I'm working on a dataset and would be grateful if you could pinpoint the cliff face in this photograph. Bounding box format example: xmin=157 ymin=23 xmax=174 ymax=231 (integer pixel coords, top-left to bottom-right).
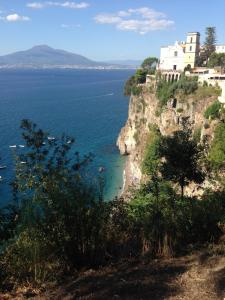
xmin=117 ymin=83 xmax=219 ymax=195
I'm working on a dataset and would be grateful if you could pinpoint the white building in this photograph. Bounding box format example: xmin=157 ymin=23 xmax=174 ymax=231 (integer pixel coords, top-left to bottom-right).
xmin=159 ymin=41 xmax=186 ymax=71
xmin=158 ymin=32 xmax=200 ymax=72
xmin=216 ymin=45 xmax=225 ymax=54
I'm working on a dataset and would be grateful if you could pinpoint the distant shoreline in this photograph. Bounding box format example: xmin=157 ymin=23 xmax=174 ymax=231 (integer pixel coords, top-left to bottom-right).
xmin=0 ymin=65 xmax=137 ymax=71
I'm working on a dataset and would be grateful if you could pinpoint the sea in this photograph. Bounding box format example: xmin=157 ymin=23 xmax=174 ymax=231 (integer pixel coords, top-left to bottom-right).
xmin=0 ymin=69 xmax=133 ymax=205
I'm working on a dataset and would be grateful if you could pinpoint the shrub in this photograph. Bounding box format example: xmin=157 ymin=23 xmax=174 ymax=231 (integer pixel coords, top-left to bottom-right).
xmin=193 ymin=127 xmax=202 ymax=143
xmin=204 ymin=101 xmax=222 ymax=120
xmin=208 ymin=122 xmax=225 ymax=170
xmin=124 ymin=69 xmax=147 ymax=96
xmin=156 ymin=76 xmax=198 ymax=108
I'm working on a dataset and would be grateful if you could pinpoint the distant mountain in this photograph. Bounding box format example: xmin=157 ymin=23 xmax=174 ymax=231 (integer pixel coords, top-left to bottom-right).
xmin=105 ymin=60 xmax=142 ymax=67
xmin=0 ymin=45 xmax=109 ymax=68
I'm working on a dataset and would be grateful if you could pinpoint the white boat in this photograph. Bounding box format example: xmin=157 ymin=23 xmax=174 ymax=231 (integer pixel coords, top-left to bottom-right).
xmin=67 ymin=140 xmax=72 ymax=144
xmin=19 ymin=145 xmax=25 ymax=148
xmin=9 ymin=145 xmax=17 ymax=148
xmin=20 ymin=161 xmax=27 ymax=164
xmin=0 ymin=165 xmax=7 ymax=170
xmin=48 ymin=136 xmax=55 ymax=141
xmin=0 ymin=176 xmax=3 ymax=182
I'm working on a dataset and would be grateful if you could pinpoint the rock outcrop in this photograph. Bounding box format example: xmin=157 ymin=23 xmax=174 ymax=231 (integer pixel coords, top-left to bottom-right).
xmin=117 ymin=82 xmax=219 ymax=196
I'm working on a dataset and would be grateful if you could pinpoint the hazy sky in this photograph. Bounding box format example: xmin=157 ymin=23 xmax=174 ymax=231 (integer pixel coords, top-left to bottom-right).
xmin=0 ymin=0 xmax=225 ymax=60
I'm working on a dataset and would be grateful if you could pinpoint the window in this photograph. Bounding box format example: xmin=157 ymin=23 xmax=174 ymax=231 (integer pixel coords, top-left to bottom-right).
xmin=173 ymin=65 xmax=177 ymax=70
xmin=174 ymin=51 xmax=178 ymax=57
xmin=190 ymin=46 xmax=192 ymax=51
xmin=190 ymin=37 xmax=193 ymax=43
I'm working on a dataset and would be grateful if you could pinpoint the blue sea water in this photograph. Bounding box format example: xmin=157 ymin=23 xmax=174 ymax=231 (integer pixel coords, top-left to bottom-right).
xmin=0 ymin=69 xmax=133 ymax=205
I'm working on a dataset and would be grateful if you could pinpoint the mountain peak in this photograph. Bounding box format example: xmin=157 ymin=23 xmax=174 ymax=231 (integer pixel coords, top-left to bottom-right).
xmin=0 ymin=45 xmax=101 ymax=67
xmin=30 ymin=45 xmax=54 ymax=51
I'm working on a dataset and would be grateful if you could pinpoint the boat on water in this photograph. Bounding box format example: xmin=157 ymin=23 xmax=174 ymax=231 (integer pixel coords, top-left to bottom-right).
xmin=0 ymin=176 xmax=3 ymax=182
xmin=48 ymin=136 xmax=55 ymax=141
xmin=98 ymin=166 xmax=105 ymax=173
xmin=19 ymin=145 xmax=25 ymax=148
xmin=9 ymin=145 xmax=17 ymax=148
xmin=0 ymin=165 xmax=7 ymax=170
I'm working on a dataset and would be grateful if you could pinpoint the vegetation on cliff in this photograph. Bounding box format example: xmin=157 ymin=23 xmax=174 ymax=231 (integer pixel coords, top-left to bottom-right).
xmin=124 ymin=56 xmax=158 ymax=96
xmin=0 ymin=115 xmax=225 ymax=293
xmin=1 ymin=60 xmax=225 ymax=297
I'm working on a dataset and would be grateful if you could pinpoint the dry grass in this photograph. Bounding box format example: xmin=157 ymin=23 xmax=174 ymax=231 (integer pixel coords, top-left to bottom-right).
xmin=2 ymin=249 xmax=225 ymax=300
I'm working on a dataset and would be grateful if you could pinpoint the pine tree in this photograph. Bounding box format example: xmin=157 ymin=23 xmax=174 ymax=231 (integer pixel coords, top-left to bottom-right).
xmin=204 ymin=27 xmax=216 ymax=60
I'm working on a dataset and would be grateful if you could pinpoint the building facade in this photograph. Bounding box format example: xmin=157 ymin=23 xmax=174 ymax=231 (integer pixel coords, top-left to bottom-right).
xmin=158 ymin=41 xmax=186 ymax=71
xmin=184 ymin=32 xmax=200 ymax=68
xmin=159 ymin=32 xmax=200 ymax=72
xmin=216 ymin=45 xmax=225 ymax=54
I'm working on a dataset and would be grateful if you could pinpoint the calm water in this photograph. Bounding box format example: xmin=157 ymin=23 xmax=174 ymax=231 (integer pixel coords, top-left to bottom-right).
xmin=0 ymin=69 xmax=133 ymax=204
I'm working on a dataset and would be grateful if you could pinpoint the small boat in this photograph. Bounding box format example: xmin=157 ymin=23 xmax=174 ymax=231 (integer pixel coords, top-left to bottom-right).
xmin=67 ymin=140 xmax=72 ymax=144
xmin=19 ymin=145 xmax=25 ymax=148
xmin=98 ymin=166 xmax=105 ymax=173
xmin=0 ymin=165 xmax=7 ymax=170
xmin=0 ymin=176 xmax=3 ymax=182
xmin=20 ymin=161 xmax=27 ymax=164
xmin=9 ymin=145 xmax=17 ymax=148
xmin=48 ymin=136 xmax=55 ymax=141
xmin=42 ymin=142 xmax=46 ymax=145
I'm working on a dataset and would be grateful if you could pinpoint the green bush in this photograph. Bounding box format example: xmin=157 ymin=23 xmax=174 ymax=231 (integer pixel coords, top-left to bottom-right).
xmin=156 ymin=76 xmax=198 ymax=108
xmin=124 ymin=69 xmax=147 ymax=96
xmin=1 ymin=119 xmax=225 ymax=291
xmin=193 ymin=127 xmax=202 ymax=143
xmin=204 ymin=101 xmax=222 ymax=120
xmin=208 ymin=122 xmax=225 ymax=170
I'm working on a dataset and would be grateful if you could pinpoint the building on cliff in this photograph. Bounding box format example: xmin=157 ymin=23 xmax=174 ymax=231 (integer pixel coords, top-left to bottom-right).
xmin=158 ymin=32 xmax=200 ymax=72
xmin=158 ymin=32 xmax=225 ymax=74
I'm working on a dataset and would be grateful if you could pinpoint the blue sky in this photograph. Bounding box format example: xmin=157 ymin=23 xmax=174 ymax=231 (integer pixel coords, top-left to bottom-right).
xmin=0 ymin=0 xmax=225 ymax=60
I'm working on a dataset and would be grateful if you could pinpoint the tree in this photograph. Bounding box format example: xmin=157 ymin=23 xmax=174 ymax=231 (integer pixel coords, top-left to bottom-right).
xmin=2 ymin=119 xmax=111 ymax=284
xmin=208 ymin=52 xmax=225 ymax=68
xmin=142 ymin=126 xmax=162 ymax=202
xmin=204 ymin=27 xmax=216 ymax=61
xmin=160 ymin=122 xmax=205 ymax=199
xmin=208 ymin=122 xmax=225 ymax=171
xmin=135 ymin=69 xmax=148 ymax=83
xmin=141 ymin=57 xmax=158 ymax=72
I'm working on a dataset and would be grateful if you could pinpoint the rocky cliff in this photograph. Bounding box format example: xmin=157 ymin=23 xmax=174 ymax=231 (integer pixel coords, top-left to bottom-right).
xmin=117 ymin=81 xmax=220 ymax=196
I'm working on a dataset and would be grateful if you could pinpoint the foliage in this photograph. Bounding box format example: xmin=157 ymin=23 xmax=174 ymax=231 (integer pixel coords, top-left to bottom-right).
xmin=124 ymin=69 xmax=147 ymax=96
xmin=160 ymin=123 xmax=205 ymax=198
xmin=124 ymin=75 xmax=136 ymax=96
xmin=193 ymin=84 xmax=221 ymax=102
xmin=0 ymin=120 xmax=111 ymax=286
xmin=141 ymin=57 xmax=158 ymax=71
xmin=208 ymin=122 xmax=225 ymax=171
xmin=129 ymin=182 xmax=225 ymax=257
xmin=204 ymin=101 xmax=222 ymax=120
xmin=197 ymin=27 xmax=217 ymax=66
xmin=1 ymin=119 xmax=225 ymax=291
xmin=142 ymin=126 xmax=162 ymax=178
xmin=193 ymin=127 xmax=202 ymax=143
xmin=156 ymin=76 xmax=198 ymax=108
xmin=208 ymin=52 xmax=225 ymax=68
xmin=204 ymin=27 xmax=217 ymax=59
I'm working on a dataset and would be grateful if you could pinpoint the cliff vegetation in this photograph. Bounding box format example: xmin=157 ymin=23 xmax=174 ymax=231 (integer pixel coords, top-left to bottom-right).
xmin=1 ymin=64 xmax=225 ymax=298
